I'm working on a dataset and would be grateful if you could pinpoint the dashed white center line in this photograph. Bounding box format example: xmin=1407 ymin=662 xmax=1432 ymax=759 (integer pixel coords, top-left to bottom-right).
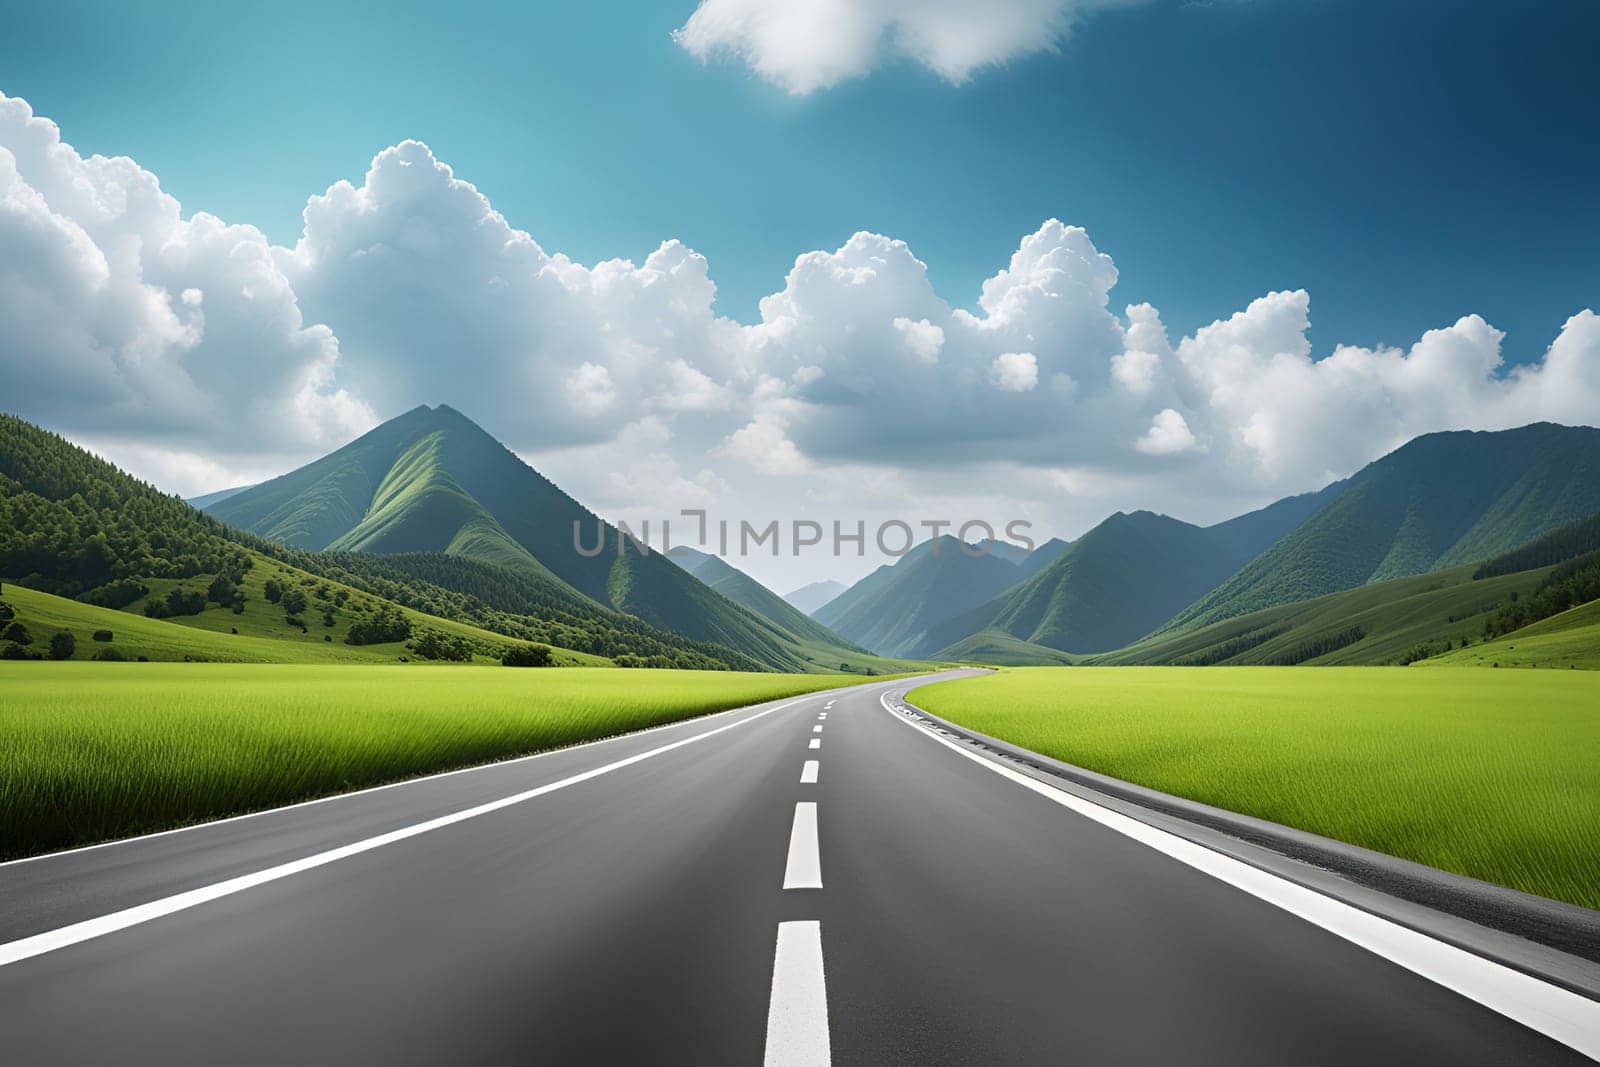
xmin=763 ymin=920 xmax=831 ymax=1066
xmin=817 ymin=713 xmax=827 ymax=720
xmin=808 ymin=739 xmax=821 ymax=750
xmin=800 ymin=760 xmax=819 ymax=784
xmin=783 ymin=802 xmax=822 ymax=889
xmin=812 ymin=725 xmax=823 ymax=733
xmin=823 ymin=701 xmax=834 ymax=709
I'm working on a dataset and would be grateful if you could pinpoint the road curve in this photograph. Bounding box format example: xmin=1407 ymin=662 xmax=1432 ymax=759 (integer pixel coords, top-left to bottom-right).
xmin=0 ymin=672 xmax=1593 ymax=1064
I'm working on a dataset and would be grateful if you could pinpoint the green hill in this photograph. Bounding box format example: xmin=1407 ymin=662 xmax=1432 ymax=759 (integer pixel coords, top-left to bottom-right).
xmin=206 ymin=405 xmax=851 ymax=671
xmin=1424 ymin=598 xmax=1600 ymax=670
xmin=814 ymin=536 xmax=1024 ymax=657
xmin=0 ymin=412 xmax=763 ymax=670
xmin=922 ymin=489 xmax=1336 ymax=659
xmin=1162 ymin=423 xmax=1600 ymax=633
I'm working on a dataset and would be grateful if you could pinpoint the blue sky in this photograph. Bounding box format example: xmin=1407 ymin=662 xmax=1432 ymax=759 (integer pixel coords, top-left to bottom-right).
xmin=3 ymin=0 xmax=1599 ymax=587
xmin=6 ymin=0 xmax=1596 ymax=359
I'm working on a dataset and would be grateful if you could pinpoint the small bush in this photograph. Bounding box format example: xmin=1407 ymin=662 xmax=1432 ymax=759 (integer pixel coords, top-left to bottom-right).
xmin=1 ymin=641 xmax=32 ymax=660
xmin=48 ymin=631 xmax=76 ymax=660
xmin=1 ymin=621 xmax=32 ymax=645
xmin=79 ymin=578 xmax=148 ymax=610
xmin=501 ymin=644 xmax=552 ymax=667
xmin=0 ymin=601 xmax=12 ymax=621
xmin=92 ymin=647 xmax=128 ymax=662
xmin=92 ymin=629 xmax=114 ymax=642
xmin=411 ymin=630 xmax=474 ymax=662
xmin=263 ymin=579 xmax=283 ymax=604
xmin=280 ymin=588 xmax=309 ymax=616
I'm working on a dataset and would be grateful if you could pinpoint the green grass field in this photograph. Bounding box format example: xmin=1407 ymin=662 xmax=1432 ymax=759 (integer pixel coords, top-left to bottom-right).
xmin=0 ymin=663 xmax=878 ymax=859
xmin=911 ymin=667 xmax=1600 ymax=908
xmin=1424 ymin=599 xmax=1600 ymax=670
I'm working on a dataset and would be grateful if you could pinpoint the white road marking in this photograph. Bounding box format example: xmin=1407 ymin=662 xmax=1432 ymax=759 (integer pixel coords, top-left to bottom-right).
xmin=783 ymin=802 xmax=822 ymax=889
xmin=808 ymin=739 xmax=821 ymax=750
xmin=812 ymin=725 xmax=823 ymax=733
xmin=763 ymin=921 xmax=830 ymax=1066
xmin=0 ymin=696 xmax=818 ymax=970
xmin=881 ymin=693 xmax=1600 ymax=1060
xmin=800 ymin=760 xmax=819 ymax=784
xmin=824 ymin=701 xmax=834 ymax=709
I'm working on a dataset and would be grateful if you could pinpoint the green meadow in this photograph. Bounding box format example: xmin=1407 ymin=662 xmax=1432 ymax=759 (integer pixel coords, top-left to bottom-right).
xmin=0 ymin=664 xmax=870 ymax=859
xmin=911 ymin=667 xmax=1600 ymax=908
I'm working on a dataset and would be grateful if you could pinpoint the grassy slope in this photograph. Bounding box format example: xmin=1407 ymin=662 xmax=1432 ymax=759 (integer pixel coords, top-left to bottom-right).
xmin=911 ymin=667 xmax=1600 ymax=908
xmin=1423 ymin=598 xmax=1600 ymax=670
xmin=3 ymin=561 xmax=610 ymax=666
xmin=0 ymin=664 xmax=889 ymax=857
xmin=1162 ymin=423 xmax=1600 ymax=633
xmin=1098 ymin=563 xmax=1554 ymax=666
xmin=934 ymin=628 xmax=1078 ymax=666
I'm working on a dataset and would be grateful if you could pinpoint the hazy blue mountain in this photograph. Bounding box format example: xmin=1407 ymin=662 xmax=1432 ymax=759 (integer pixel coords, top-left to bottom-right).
xmin=782 ymin=579 xmax=846 ymax=616
xmin=185 ymin=484 xmax=255 ymax=510
xmin=670 ymin=548 xmax=868 ymax=656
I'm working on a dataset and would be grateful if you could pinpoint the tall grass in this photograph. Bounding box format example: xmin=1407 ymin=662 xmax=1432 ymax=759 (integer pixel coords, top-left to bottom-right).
xmin=0 ymin=664 xmax=866 ymax=858
xmin=912 ymin=667 xmax=1600 ymax=909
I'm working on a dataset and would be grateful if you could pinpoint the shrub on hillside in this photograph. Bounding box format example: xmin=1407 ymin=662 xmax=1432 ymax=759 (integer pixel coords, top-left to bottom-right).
xmin=280 ymin=587 xmax=309 ymax=616
xmin=145 ymin=587 xmax=206 ymax=618
xmin=263 ymin=578 xmax=283 ymax=603
xmin=206 ymin=574 xmax=238 ymax=606
xmin=92 ymin=646 xmax=128 ymax=661
xmin=79 ymin=578 xmax=148 ymax=609
xmin=92 ymin=629 xmax=113 ymax=642
xmin=1 ymin=620 xmax=32 ymax=645
xmin=0 ymin=600 xmax=12 ymax=621
xmin=48 ymin=630 xmax=76 ymax=660
xmin=1 ymin=641 xmax=39 ymax=660
xmin=346 ymin=606 xmax=412 ymax=645
xmin=411 ymin=629 xmax=474 ymax=662
xmin=501 ymin=643 xmax=552 ymax=667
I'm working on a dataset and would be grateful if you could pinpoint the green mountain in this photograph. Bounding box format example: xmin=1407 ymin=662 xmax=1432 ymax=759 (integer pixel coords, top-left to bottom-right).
xmin=206 ymin=405 xmax=882 ymax=672
xmin=1162 ymin=423 xmax=1600 ymax=633
xmin=0 ymin=412 xmax=757 ymax=670
xmin=1013 ymin=537 xmax=1071 ymax=582
xmin=814 ymin=536 xmax=1023 ymax=657
xmin=669 ymin=548 xmax=880 ymax=658
xmin=783 ymin=580 xmax=846 ymax=616
xmin=923 ymin=490 xmax=1335 ymax=658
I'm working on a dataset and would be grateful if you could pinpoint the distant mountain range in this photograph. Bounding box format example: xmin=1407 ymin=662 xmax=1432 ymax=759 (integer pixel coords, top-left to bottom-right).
xmin=783 ymin=580 xmax=846 ymax=616
xmin=811 ymin=422 xmax=1600 ymax=662
xmin=204 ymin=405 xmax=896 ymax=673
xmin=813 ymin=536 xmax=1046 ymax=658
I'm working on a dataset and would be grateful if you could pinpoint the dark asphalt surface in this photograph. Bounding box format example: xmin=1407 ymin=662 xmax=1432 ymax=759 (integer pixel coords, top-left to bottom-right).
xmin=0 ymin=673 xmax=1589 ymax=1064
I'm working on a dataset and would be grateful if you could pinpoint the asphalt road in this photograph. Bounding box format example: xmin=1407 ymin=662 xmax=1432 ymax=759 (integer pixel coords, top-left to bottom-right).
xmin=0 ymin=673 xmax=1594 ymax=1064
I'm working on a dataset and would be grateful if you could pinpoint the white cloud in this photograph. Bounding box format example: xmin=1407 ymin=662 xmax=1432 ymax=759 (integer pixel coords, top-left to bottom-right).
xmin=0 ymin=91 xmax=374 ymax=465
xmin=2 ymin=89 xmax=1598 ymax=589
xmin=893 ymin=316 xmax=944 ymax=363
xmin=1135 ymin=408 xmax=1199 ymax=455
xmin=673 ymin=0 xmax=1145 ymax=94
xmin=990 ymin=352 xmax=1039 ymax=392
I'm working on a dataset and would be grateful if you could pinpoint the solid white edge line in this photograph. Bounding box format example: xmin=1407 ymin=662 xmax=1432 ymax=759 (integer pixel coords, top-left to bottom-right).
xmin=880 ymin=693 xmax=1600 ymax=1059
xmin=0 ymin=681 xmax=882 ymax=871
xmin=808 ymin=739 xmax=821 ymax=750
xmin=783 ymin=802 xmax=823 ymax=890
xmin=800 ymin=760 xmax=820 ymax=784
xmin=764 ymin=920 xmax=831 ymax=1066
xmin=0 ymin=695 xmax=814 ymax=969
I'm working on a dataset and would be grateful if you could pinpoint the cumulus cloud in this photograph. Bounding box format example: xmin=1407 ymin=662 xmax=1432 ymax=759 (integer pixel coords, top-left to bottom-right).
xmin=673 ymin=0 xmax=1145 ymax=94
xmin=2 ymin=88 xmax=1598 ymax=559
xmin=0 ymin=91 xmax=374 ymax=473
xmin=1135 ymin=408 xmax=1199 ymax=455
xmin=990 ymin=352 xmax=1039 ymax=392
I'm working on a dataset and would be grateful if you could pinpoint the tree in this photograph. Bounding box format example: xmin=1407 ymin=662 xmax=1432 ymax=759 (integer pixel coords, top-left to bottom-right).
xmin=1 ymin=621 xmax=31 ymax=645
xmin=207 ymin=574 xmax=237 ymax=605
xmin=92 ymin=629 xmax=113 ymax=641
xmin=48 ymin=630 xmax=76 ymax=660
xmin=501 ymin=643 xmax=552 ymax=667
xmin=280 ymin=587 xmax=308 ymax=616
xmin=263 ymin=579 xmax=283 ymax=604
xmin=0 ymin=601 xmax=13 ymax=621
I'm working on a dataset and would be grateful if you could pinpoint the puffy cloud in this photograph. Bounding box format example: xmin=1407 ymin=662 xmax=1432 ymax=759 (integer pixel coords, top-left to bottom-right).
xmin=1135 ymin=408 xmax=1199 ymax=455
xmin=990 ymin=352 xmax=1039 ymax=392
xmin=0 ymin=91 xmax=374 ymax=469
xmin=893 ymin=316 xmax=944 ymax=363
xmin=673 ymin=0 xmax=1145 ymax=94
xmin=2 ymin=89 xmax=1598 ymax=574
